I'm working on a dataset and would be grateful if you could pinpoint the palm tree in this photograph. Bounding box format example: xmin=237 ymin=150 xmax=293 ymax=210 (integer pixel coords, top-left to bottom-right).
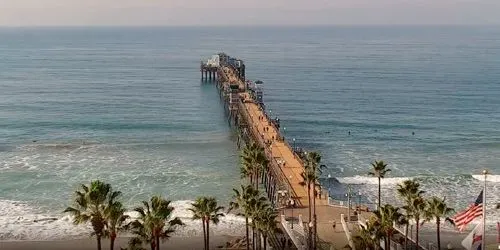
xmin=64 ymin=180 xmax=120 ymax=250
xmin=397 ymin=180 xmax=425 ymax=250
xmin=129 ymin=196 xmax=184 ymax=250
xmin=240 ymin=143 xmax=257 ymax=183
xmin=300 ymin=166 xmax=317 ymax=250
xmin=368 ymin=160 xmax=391 ymax=210
xmin=425 ymin=197 xmax=454 ymax=250
xmin=304 ymin=151 xmax=326 ymax=250
xmin=229 ymin=185 xmax=264 ymax=250
xmin=254 ymin=207 xmax=280 ymax=250
xmin=105 ymin=201 xmax=129 ymax=250
xmin=241 ymin=142 xmax=268 ymax=191
xmin=374 ymin=204 xmax=405 ymax=250
xmin=353 ymin=221 xmax=379 ymax=250
xmin=248 ymin=196 xmax=270 ymax=250
xmin=403 ymin=196 xmax=427 ymax=250
xmin=190 ymin=197 xmax=225 ymax=250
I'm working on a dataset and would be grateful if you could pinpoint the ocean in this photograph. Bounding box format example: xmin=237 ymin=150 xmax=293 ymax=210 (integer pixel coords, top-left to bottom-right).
xmin=0 ymin=26 xmax=499 ymax=240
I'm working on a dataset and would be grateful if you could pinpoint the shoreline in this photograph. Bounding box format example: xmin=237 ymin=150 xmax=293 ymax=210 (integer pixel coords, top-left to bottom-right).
xmin=0 ymin=236 xmax=239 ymax=250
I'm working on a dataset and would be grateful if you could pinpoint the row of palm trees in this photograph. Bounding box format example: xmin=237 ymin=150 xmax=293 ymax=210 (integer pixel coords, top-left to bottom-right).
xmin=355 ymin=161 xmax=454 ymax=250
xmin=237 ymin=141 xmax=283 ymax=250
xmin=64 ymin=180 xmax=227 ymax=250
xmin=229 ymin=184 xmax=280 ymax=250
xmin=299 ymin=151 xmax=326 ymax=250
xmin=240 ymin=140 xmax=328 ymax=250
xmin=240 ymin=139 xmax=330 ymax=250
xmin=65 ymin=135 xmax=309 ymax=250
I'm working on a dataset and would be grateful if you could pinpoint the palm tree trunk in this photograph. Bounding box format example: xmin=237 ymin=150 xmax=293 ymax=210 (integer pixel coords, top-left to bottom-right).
xmin=263 ymin=171 xmax=268 ymax=192
xmin=313 ymin=188 xmax=317 ymax=250
xmin=207 ymin=220 xmax=210 ymax=250
xmin=245 ymin=216 xmax=250 ymax=250
xmin=404 ymin=224 xmax=409 ymax=250
xmin=263 ymin=235 xmax=267 ymax=250
xmin=252 ymin=224 xmax=256 ymax=250
xmin=415 ymin=219 xmax=419 ymax=250
xmin=307 ymin=182 xmax=312 ymax=250
xmin=110 ymin=234 xmax=116 ymax=250
xmin=255 ymin=170 xmax=260 ymax=191
xmin=156 ymin=236 xmax=160 ymax=250
xmin=203 ymin=220 xmax=207 ymax=250
xmin=378 ymin=177 xmax=381 ymax=209
xmin=150 ymin=242 xmax=155 ymax=250
xmin=96 ymin=236 xmax=102 ymax=250
xmin=436 ymin=219 xmax=441 ymax=250
xmin=385 ymin=235 xmax=389 ymax=250
xmin=261 ymin=168 xmax=265 ymax=184
xmin=257 ymin=231 xmax=261 ymax=250
xmin=265 ymin=171 xmax=269 ymax=193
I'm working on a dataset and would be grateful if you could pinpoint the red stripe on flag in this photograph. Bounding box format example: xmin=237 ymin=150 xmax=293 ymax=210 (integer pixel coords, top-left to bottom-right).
xmin=453 ymin=204 xmax=482 ymax=231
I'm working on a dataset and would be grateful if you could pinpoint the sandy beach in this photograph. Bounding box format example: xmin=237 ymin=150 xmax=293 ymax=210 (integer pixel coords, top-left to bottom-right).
xmin=0 ymin=236 xmax=238 ymax=250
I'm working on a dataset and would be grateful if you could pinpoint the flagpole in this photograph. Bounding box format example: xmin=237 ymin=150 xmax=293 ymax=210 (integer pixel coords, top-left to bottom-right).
xmin=482 ymin=169 xmax=488 ymax=250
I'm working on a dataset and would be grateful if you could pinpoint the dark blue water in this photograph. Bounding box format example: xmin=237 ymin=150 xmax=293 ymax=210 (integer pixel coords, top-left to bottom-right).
xmin=0 ymin=26 xmax=499 ymax=239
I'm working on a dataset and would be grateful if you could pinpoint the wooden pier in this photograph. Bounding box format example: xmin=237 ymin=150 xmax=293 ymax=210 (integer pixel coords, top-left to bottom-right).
xmin=202 ymin=53 xmax=351 ymax=249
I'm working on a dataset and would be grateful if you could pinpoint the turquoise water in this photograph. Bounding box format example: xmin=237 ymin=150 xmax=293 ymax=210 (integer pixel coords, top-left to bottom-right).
xmin=0 ymin=26 xmax=499 ymax=239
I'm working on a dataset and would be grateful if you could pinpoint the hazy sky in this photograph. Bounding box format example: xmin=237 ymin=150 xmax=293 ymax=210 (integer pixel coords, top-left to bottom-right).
xmin=1 ymin=0 xmax=499 ymax=26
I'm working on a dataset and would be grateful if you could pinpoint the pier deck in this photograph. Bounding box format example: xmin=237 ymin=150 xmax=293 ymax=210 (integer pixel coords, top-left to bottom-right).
xmin=203 ymin=53 xmax=352 ymax=249
xmin=244 ymin=99 xmax=351 ymax=249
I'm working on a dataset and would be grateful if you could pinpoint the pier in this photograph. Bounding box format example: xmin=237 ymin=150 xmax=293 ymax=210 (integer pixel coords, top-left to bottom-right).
xmin=201 ymin=53 xmax=352 ymax=249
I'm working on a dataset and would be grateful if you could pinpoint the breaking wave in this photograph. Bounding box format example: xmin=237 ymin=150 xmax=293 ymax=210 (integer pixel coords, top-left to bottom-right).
xmin=0 ymin=200 xmax=245 ymax=241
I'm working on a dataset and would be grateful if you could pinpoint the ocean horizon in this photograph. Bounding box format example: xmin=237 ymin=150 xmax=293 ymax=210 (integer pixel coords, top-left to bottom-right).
xmin=0 ymin=26 xmax=499 ymax=240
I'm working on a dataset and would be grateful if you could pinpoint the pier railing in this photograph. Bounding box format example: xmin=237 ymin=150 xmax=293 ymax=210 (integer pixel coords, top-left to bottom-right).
xmin=267 ymin=120 xmax=327 ymax=202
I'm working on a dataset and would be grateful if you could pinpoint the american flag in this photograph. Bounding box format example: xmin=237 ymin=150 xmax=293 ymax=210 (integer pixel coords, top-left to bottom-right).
xmin=452 ymin=190 xmax=483 ymax=232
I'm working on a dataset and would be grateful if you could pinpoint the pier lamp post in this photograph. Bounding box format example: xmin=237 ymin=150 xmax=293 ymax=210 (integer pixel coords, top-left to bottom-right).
xmin=292 ymin=138 xmax=296 ymax=153
xmin=345 ymin=185 xmax=353 ymax=222
xmin=357 ymin=191 xmax=362 ymax=208
xmin=288 ymin=198 xmax=295 ymax=229
xmin=283 ymin=127 xmax=286 ymax=140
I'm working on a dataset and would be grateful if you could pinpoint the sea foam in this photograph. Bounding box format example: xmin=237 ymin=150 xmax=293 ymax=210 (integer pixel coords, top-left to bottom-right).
xmin=336 ymin=175 xmax=412 ymax=185
xmin=0 ymin=200 xmax=245 ymax=241
xmin=471 ymin=174 xmax=500 ymax=183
